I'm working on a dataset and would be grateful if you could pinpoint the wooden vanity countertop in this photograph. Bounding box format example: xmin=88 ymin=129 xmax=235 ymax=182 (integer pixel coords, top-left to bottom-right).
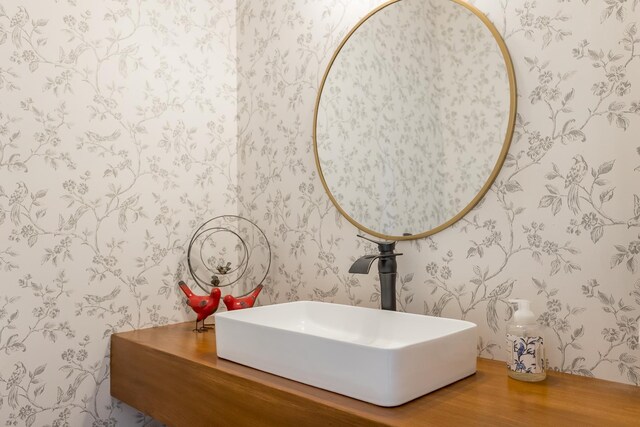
xmin=111 ymin=321 xmax=640 ymax=426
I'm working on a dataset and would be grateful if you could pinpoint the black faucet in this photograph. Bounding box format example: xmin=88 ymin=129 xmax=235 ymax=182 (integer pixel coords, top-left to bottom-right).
xmin=349 ymin=235 xmax=402 ymax=311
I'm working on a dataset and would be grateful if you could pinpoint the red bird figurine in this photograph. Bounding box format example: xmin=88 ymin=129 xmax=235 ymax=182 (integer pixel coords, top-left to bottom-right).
xmin=178 ymin=281 xmax=221 ymax=332
xmin=223 ymin=284 xmax=264 ymax=311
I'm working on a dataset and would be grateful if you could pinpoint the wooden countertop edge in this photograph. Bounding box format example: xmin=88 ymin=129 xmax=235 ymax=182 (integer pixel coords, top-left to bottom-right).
xmin=111 ymin=330 xmax=385 ymax=415
xmin=111 ymin=322 xmax=640 ymax=427
xmin=110 ymin=331 xmax=391 ymax=426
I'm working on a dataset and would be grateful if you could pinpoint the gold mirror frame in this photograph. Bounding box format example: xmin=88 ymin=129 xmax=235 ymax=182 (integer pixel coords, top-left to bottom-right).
xmin=313 ymin=0 xmax=517 ymax=241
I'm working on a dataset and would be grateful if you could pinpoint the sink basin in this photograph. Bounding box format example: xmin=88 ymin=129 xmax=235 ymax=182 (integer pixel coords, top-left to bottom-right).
xmin=214 ymin=301 xmax=477 ymax=406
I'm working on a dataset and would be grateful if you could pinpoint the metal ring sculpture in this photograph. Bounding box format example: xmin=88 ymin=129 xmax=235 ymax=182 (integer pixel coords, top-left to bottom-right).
xmin=187 ymin=215 xmax=271 ymax=293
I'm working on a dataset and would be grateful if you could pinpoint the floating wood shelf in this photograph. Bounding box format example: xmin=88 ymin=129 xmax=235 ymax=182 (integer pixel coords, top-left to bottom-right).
xmin=111 ymin=321 xmax=640 ymax=426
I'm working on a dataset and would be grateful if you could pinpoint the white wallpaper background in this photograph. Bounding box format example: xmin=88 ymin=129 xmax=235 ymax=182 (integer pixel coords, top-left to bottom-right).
xmin=316 ymin=0 xmax=510 ymax=237
xmin=238 ymin=0 xmax=640 ymax=389
xmin=1 ymin=0 xmax=639 ymax=425
xmin=0 ymin=0 xmax=237 ymax=425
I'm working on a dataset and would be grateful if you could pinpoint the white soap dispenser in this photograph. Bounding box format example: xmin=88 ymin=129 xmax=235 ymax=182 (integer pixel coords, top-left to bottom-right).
xmin=506 ymin=299 xmax=546 ymax=382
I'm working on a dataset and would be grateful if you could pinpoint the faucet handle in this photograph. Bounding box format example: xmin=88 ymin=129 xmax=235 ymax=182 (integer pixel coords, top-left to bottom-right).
xmin=356 ymin=234 xmax=396 ymax=253
xmin=356 ymin=234 xmax=392 ymax=245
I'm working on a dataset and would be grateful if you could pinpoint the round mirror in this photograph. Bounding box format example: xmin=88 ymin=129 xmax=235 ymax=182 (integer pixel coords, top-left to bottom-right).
xmin=314 ymin=0 xmax=516 ymax=240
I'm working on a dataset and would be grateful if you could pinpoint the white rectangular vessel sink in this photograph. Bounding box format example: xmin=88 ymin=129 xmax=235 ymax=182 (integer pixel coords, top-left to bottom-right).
xmin=215 ymin=301 xmax=477 ymax=407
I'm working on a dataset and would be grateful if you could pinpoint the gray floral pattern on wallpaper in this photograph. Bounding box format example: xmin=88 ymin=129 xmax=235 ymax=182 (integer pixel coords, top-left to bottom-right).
xmin=1 ymin=0 xmax=639 ymax=425
xmin=0 ymin=0 xmax=237 ymax=425
xmin=238 ymin=0 xmax=640 ymax=387
xmin=316 ymin=0 xmax=509 ymax=236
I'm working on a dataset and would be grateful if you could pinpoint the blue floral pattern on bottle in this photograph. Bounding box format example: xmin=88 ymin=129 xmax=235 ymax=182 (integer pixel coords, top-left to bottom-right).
xmin=507 ymin=335 xmax=545 ymax=374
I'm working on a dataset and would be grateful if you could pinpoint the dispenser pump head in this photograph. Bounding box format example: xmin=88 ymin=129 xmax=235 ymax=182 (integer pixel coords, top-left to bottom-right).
xmin=509 ymin=299 xmax=536 ymax=324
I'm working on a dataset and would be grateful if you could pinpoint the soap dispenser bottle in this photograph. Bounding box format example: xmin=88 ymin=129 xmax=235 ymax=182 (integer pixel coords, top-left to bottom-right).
xmin=506 ymin=299 xmax=546 ymax=382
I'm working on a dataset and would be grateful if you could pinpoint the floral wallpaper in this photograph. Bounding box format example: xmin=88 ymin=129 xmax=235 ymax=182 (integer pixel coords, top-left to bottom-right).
xmin=1 ymin=0 xmax=639 ymax=425
xmin=238 ymin=0 xmax=640 ymax=388
xmin=316 ymin=0 xmax=510 ymax=237
xmin=0 ymin=0 xmax=237 ymax=425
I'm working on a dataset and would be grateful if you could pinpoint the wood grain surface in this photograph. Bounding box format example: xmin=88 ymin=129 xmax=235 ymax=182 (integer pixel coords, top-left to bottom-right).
xmin=111 ymin=322 xmax=640 ymax=426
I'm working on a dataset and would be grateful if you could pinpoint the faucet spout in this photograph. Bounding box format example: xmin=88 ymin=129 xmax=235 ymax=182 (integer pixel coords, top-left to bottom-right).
xmin=349 ymin=235 xmax=402 ymax=311
xmin=348 ymin=255 xmax=380 ymax=274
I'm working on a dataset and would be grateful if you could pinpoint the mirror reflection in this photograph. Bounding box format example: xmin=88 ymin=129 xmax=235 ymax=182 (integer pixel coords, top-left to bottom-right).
xmin=314 ymin=0 xmax=515 ymax=239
